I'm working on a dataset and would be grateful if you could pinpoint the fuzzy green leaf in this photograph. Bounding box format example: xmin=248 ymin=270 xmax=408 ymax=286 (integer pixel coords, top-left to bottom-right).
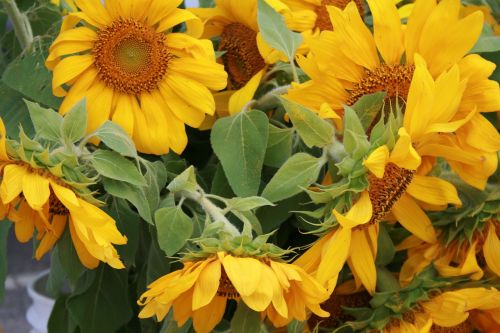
xmin=257 ymin=0 xmax=303 ymax=61
xmin=25 ymin=100 xmax=63 ymax=142
xmin=61 ymin=100 xmax=87 ymax=143
xmin=103 ymin=178 xmax=153 ymax=223
xmin=167 ymin=166 xmax=198 ymax=194
xmin=91 ymin=150 xmax=146 ymax=186
xmin=230 ymin=302 xmax=261 ymax=333
xmin=262 ymin=153 xmax=324 ymax=202
xmin=279 ymin=97 xmax=334 ymax=148
xmin=155 ymin=207 xmax=194 ymax=256
xmin=471 ymin=36 xmax=500 ymax=53
xmin=351 ymin=92 xmax=386 ymax=132
xmin=0 ymin=222 xmax=10 ymax=302
xmin=264 ymin=123 xmax=293 ymax=167
xmin=211 ymin=110 xmax=269 ymax=197
xmin=92 ymin=121 xmax=137 ymax=157
xmin=343 ymin=106 xmax=370 ymax=159
xmin=228 ymin=196 xmax=274 ymax=212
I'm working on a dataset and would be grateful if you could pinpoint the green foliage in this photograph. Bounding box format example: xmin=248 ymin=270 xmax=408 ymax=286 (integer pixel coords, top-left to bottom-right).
xmin=0 ymin=222 xmax=10 ymax=302
xmin=211 ymin=110 xmax=269 ymax=197
xmin=231 ymin=302 xmax=262 ymax=333
xmin=91 ymin=150 xmax=147 ymax=186
xmin=350 ymin=92 xmax=387 ymax=132
xmin=61 ymin=100 xmax=87 ymax=144
xmin=67 ymin=266 xmax=133 ymax=333
xmin=264 ymin=123 xmax=293 ymax=167
xmin=91 ymin=121 xmax=138 ymax=157
xmin=471 ymin=36 xmax=500 ymax=53
xmin=262 ymin=153 xmax=325 ymax=202
xmin=25 ymin=99 xmax=62 ymax=141
xmin=155 ymin=206 xmax=194 ymax=256
xmin=279 ymin=97 xmax=334 ymax=148
xmin=257 ymin=0 xmax=303 ymax=63
xmin=343 ymin=106 xmax=370 ymax=160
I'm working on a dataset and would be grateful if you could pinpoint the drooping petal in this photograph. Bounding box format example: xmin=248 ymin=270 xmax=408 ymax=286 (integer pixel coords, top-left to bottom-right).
xmin=228 ymin=69 xmax=265 ymax=115
xmin=392 ymin=194 xmax=437 ymax=243
xmin=192 ymin=259 xmax=221 ymax=310
xmin=407 ymin=175 xmax=461 ymax=206
xmin=484 ymin=225 xmax=500 ymax=278
xmin=222 ymin=255 xmax=262 ymax=296
xmin=0 ymin=164 xmax=26 ymax=204
xmin=349 ymin=229 xmax=377 ymax=294
xmin=192 ymin=296 xmax=227 ymax=333
xmin=22 ymin=171 xmax=50 ymax=211
xmin=363 ymin=145 xmax=389 ymax=178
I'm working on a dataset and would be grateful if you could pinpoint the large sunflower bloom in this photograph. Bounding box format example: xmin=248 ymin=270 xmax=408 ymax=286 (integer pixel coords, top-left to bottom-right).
xmin=138 ymin=252 xmax=329 ymax=333
xmin=287 ymin=0 xmax=500 ymax=188
xmin=385 ymin=288 xmax=500 ymax=333
xmin=189 ymin=0 xmax=289 ymax=115
xmin=398 ymin=219 xmax=500 ymax=285
xmin=46 ymin=0 xmax=227 ymax=155
xmin=0 ymin=119 xmax=126 ymax=269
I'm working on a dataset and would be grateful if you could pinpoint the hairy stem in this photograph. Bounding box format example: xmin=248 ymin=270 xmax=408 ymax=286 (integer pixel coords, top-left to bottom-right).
xmin=2 ymin=0 xmax=33 ymax=49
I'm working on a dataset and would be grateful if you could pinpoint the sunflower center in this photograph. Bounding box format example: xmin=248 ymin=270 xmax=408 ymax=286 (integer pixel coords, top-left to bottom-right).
xmin=48 ymin=192 xmax=69 ymax=216
xmin=315 ymin=0 xmax=365 ymax=31
xmin=93 ymin=18 xmax=171 ymax=95
xmin=358 ymin=163 xmax=414 ymax=230
xmin=347 ymin=64 xmax=415 ymax=106
xmin=219 ymin=23 xmax=266 ymax=90
xmin=430 ymin=321 xmax=474 ymax=333
xmin=217 ymin=269 xmax=240 ymax=299
xmin=308 ymin=291 xmax=371 ymax=329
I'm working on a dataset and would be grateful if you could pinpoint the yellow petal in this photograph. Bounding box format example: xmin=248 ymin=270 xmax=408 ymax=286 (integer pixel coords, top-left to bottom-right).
xmin=169 ymin=57 xmax=227 ymax=91
xmin=0 ymin=118 xmax=8 ymax=161
xmin=228 ymin=69 xmax=265 ymax=115
xmin=363 ymin=145 xmax=389 ymax=178
xmin=192 ymin=296 xmax=227 ymax=333
xmin=405 ymin=0 xmax=437 ymax=64
xmin=333 ymin=191 xmax=373 ymax=229
xmin=392 ymin=194 xmax=437 ymax=243
xmin=222 ymin=255 xmax=262 ymax=296
xmin=349 ymin=229 xmax=377 ymax=294
xmin=192 ymin=259 xmax=221 ymax=310
xmin=0 ymin=164 xmax=26 ymax=204
xmin=22 ymin=171 xmax=50 ymax=211
xmin=112 ymin=94 xmax=136 ymax=138
xmin=52 ymin=55 xmax=94 ymax=97
xmin=241 ymin=264 xmax=275 ymax=312
xmin=316 ymin=227 xmax=351 ymax=289
xmin=389 ymin=128 xmax=421 ymax=170
xmin=484 ymin=225 xmax=500 ymax=278
xmin=69 ymin=219 xmax=100 ymax=269
xmin=407 ymin=175 xmax=461 ymax=206
xmin=366 ymin=0 xmax=404 ymax=65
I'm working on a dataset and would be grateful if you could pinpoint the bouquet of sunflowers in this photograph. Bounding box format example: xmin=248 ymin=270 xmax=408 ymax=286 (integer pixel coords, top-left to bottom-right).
xmin=0 ymin=0 xmax=499 ymax=332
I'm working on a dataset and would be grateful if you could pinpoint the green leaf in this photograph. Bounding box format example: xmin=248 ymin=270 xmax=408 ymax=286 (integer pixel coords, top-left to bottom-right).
xmin=108 ymin=199 xmax=140 ymax=266
xmin=343 ymin=106 xmax=370 ymax=160
xmin=257 ymin=0 xmax=303 ymax=61
xmin=230 ymin=302 xmax=262 ymax=333
xmin=211 ymin=110 xmax=269 ymax=197
xmin=61 ymin=100 xmax=87 ymax=143
xmin=257 ymin=193 xmax=310 ymax=233
xmin=91 ymin=150 xmax=146 ymax=186
xmin=92 ymin=121 xmax=137 ymax=157
xmin=155 ymin=207 xmax=194 ymax=256
xmin=227 ymin=196 xmax=274 ymax=211
xmin=25 ymin=100 xmax=63 ymax=142
xmin=0 ymin=82 xmax=33 ymax=138
xmin=376 ymin=224 xmax=395 ymax=266
xmin=0 ymin=221 xmax=10 ymax=302
xmin=57 ymin=227 xmax=85 ymax=285
xmin=470 ymin=36 xmax=500 ymax=53
xmin=48 ymin=296 xmax=76 ymax=333
xmin=167 ymin=165 xmax=198 ymax=194
xmin=262 ymin=153 xmax=324 ymax=202
xmin=2 ymin=41 xmax=62 ymax=109
xmin=279 ymin=97 xmax=334 ymax=148
xmin=350 ymin=92 xmax=386 ymax=132
xmin=103 ymin=178 xmax=153 ymax=223
xmin=46 ymin=247 xmax=66 ymax=298
xmin=67 ymin=266 xmax=133 ymax=333
xmin=160 ymin=312 xmax=192 ymax=333
xmin=264 ymin=124 xmax=293 ymax=167
xmin=146 ymin=238 xmax=172 ymax=283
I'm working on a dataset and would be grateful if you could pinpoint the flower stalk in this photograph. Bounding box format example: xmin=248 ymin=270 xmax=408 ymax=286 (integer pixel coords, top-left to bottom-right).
xmin=2 ymin=0 xmax=33 ymax=49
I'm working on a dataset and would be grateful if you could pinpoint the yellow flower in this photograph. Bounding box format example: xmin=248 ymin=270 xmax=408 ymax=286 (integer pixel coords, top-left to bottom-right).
xmin=189 ymin=0 xmax=289 ymax=115
xmin=0 ymin=119 xmax=126 ymax=270
xmin=386 ymin=288 xmax=500 ymax=333
xmin=287 ymin=0 xmax=500 ymax=177
xmin=138 ymin=252 xmax=329 ymax=333
xmin=46 ymin=0 xmax=227 ymax=155
xmin=50 ymin=0 xmax=77 ymax=12
xmin=399 ymin=220 xmax=500 ymax=285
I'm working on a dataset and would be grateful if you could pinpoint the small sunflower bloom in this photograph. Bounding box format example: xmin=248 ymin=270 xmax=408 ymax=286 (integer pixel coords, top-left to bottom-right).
xmin=0 ymin=119 xmax=126 ymax=269
xmin=138 ymin=252 xmax=329 ymax=333
xmin=287 ymin=0 xmax=500 ymax=131
xmin=46 ymin=0 xmax=227 ymax=155
xmin=385 ymin=288 xmax=500 ymax=333
xmin=189 ymin=0 xmax=289 ymax=115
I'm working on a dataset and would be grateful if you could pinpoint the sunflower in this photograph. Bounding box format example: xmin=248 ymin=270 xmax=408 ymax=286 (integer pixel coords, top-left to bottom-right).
xmin=189 ymin=0 xmax=290 ymax=115
xmin=138 ymin=252 xmax=329 ymax=332
xmin=46 ymin=0 xmax=227 ymax=155
xmin=50 ymin=0 xmax=77 ymax=12
xmin=286 ymin=0 xmax=500 ymax=187
xmin=294 ymin=58 xmax=477 ymax=294
xmin=0 ymin=119 xmax=126 ymax=269
xmin=385 ymin=288 xmax=500 ymax=333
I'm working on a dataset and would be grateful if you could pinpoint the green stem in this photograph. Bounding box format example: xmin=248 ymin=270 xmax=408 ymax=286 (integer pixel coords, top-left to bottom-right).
xmin=2 ymin=0 xmax=33 ymax=49
xmin=290 ymin=61 xmax=299 ymax=83
xmin=181 ymin=190 xmax=241 ymax=237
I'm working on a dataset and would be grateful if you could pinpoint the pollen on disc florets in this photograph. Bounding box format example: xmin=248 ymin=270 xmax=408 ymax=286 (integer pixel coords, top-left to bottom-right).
xmin=219 ymin=23 xmax=266 ymax=90
xmin=430 ymin=321 xmax=474 ymax=333
xmin=357 ymin=163 xmax=414 ymax=230
xmin=217 ymin=268 xmax=240 ymax=299
xmin=93 ymin=18 xmax=171 ymax=95
xmin=315 ymin=0 xmax=365 ymax=31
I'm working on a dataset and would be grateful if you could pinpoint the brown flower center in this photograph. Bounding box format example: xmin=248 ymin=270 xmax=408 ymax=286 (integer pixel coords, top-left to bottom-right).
xmin=217 ymin=268 xmax=239 ymax=299
xmin=315 ymin=0 xmax=365 ymax=31
xmin=347 ymin=64 xmax=415 ymax=106
xmin=93 ymin=18 xmax=171 ymax=95
xmin=430 ymin=321 xmax=474 ymax=333
xmin=48 ymin=192 xmax=69 ymax=216
xmin=308 ymin=291 xmax=371 ymax=329
xmin=356 ymin=163 xmax=414 ymax=230
xmin=219 ymin=23 xmax=266 ymax=90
